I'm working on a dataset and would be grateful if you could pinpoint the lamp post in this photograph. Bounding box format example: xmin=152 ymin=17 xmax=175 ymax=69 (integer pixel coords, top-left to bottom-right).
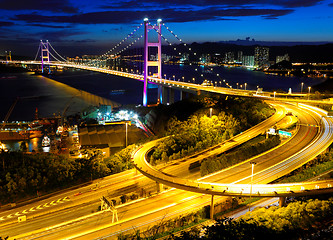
xmin=274 ymin=91 xmax=276 ymax=101
xmin=249 ymin=161 xmax=256 ymax=211
xmin=301 ymin=82 xmax=304 ymax=94
xmin=210 ymin=108 xmax=212 ymax=118
xmin=245 ymin=83 xmax=247 ymax=90
xmin=308 ymin=86 xmax=311 ymax=100
xmin=125 ymin=121 xmax=131 ymax=147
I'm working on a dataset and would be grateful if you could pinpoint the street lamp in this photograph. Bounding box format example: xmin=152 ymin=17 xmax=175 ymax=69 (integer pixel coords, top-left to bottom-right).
xmin=274 ymin=91 xmax=276 ymax=101
xmin=249 ymin=161 xmax=256 ymax=211
xmin=125 ymin=121 xmax=131 ymax=147
xmin=308 ymin=86 xmax=311 ymax=100
xmin=301 ymin=82 xmax=304 ymax=94
xmin=210 ymin=108 xmax=212 ymax=117
xmin=245 ymin=83 xmax=247 ymax=90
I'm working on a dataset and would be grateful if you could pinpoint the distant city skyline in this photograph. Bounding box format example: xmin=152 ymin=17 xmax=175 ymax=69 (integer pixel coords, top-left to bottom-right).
xmin=0 ymin=0 xmax=333 ymax=57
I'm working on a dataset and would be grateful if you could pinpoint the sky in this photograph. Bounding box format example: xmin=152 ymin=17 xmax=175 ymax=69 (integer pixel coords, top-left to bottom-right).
xmin=0 ymin=0 xmax=333 ymax=57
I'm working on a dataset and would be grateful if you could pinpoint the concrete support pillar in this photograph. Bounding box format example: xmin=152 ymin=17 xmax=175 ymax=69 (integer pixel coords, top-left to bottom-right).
xmin=156 ymin=182 xmax=163 ymax=193
xmin=157 ymin=85 xmax=162 ymax=104
xmin=279 ymin=196 xmax=286 ymax=207
xmin=169 ymin=88 xmax=175 ymax=104
xmin=210 ymin=195 xmax=214 ymax=219
xmin=180 ymin=90 xmax=183 ymax=101
xmin=162 ymin=87 xmax=168 ymax=105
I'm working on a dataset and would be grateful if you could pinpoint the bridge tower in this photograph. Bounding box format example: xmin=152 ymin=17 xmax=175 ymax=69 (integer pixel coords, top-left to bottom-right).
xmin=5 ymin=51 xmax=12 ymax=62
xmin=40 ymin=40 xmax=50 ymax=73
xmin=143 ymin=18 xmax=162 ymax=106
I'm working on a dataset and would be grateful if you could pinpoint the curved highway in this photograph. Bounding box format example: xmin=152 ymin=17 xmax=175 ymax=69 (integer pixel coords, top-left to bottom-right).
xmin=133 ymin=103 xmax=333 ymax=197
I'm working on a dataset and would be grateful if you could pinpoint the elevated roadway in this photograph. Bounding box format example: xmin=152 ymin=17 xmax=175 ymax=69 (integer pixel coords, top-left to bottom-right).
xmin=132 ymin=103 xmax=333 ymax=198
xmin=5 ymin=60 xmax=333 ymax=106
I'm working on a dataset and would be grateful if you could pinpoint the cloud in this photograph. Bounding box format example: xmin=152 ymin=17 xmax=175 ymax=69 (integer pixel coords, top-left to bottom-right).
xmin=0 ymin=21 xmax=14 ymax=27
xmin=104 ymin=0 xmax=323 ymax=8
xmin=329 ymin=3 xmax=333 ymax=7
xmin=39 ymin=29 xmax=89 ymax=42
xmin=0 ymin=0 xmax=77 ymax=13
xmin=30 ymin=24 xmax=68 ymax=29
xmin=13 ymin=7 xmax=294 ymax=25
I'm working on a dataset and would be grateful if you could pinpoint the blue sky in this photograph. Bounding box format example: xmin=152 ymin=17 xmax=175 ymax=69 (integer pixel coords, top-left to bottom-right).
xmin=0 ymin=0 xmax=332 ymax=57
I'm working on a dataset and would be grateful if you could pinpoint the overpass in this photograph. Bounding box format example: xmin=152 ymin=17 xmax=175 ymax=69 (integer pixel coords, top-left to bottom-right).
xmin=132 ymin=102 xmax=333 ymax=217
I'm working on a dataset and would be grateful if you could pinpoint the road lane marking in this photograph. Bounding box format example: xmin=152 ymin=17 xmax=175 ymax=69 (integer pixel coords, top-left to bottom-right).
xmin=14 ymin=212 xmax=21 ymax=216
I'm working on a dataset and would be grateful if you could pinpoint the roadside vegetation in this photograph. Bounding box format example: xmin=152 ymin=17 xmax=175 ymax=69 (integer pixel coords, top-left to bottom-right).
xmin=200 ymin=135 xmax=280 ymax=176
xmin=149 ymin=95 xmax=275 ymax=165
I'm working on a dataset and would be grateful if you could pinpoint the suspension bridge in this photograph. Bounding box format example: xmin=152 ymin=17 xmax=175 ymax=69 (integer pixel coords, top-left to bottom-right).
xmin=4 ymin=18 xmax=333 ymax=108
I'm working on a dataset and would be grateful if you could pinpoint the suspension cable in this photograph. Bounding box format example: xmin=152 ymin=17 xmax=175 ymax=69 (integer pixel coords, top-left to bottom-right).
xmin=48 ymin=42 xmax=68 ymax=62
xmin=99 ymin=23 xmax=143 ymax=59
xmin=161 ymin=22 xmax=233 ymax=88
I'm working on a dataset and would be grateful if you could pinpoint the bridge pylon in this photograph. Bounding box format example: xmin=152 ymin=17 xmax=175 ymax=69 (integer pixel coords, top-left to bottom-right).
xmin=5 ymin=51 xmax=12 ymax=62
xmin=143 ymin=18 xmax=162 ymax=106
xmin=40 ymin=40 xmax=50 ymax=74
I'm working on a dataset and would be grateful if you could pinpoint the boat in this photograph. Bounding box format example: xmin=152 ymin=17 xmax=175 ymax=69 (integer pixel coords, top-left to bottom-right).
xmin=42 ymin=135 xmax=51 ymax=147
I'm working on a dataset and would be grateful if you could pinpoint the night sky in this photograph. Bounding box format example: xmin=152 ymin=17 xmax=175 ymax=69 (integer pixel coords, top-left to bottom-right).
xmin=0 ymin=0 xmax=333 ymax=57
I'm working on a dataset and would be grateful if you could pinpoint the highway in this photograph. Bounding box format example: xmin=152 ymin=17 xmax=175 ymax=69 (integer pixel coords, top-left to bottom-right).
xmin=133 ymin=103 xmax=333 ymax=198
xmin=1 ymin=102 xmax=332 ymax=239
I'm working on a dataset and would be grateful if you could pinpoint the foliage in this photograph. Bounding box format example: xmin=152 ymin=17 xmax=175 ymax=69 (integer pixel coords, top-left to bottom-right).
xmin=149 ymin=96 xmax=274 ymax=164
xmin=200 ymin=135 xmax=281 ymax=176
xmin=241 ymin=198 xmax=333 ymax=233
xmin=150 ymin=112 xmax=239 ymax=164
xmin=104 ymin=144 xmax=136 ymax=174
xmin=167 ymin=198 xmax=333 ymax=240
xmin=0 ymin=144 xmax=137 ymax=204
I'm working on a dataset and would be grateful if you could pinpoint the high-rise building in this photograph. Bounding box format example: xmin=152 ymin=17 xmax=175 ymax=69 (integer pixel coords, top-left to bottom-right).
xmin=237 ymin=51 xmax=243 ymax=63
xmin=242 ymin=55 xmax=254 ymax=67
xmin=276 ymin=54 xmax=290 ymax=63
xmin=200 ymin=54 xmax=211 ymax=63
xmin=254 ymin=46 xmax=269 ymax=68
xmin=224 ymin=52 xmax=234 ymax=63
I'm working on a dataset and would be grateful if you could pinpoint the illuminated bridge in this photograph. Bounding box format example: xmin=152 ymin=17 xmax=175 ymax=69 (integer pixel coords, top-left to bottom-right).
xmin=2 ymin=19 xmax=333 ymax=212
xmin=3 ymin=18 xmax=333 ymax=108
